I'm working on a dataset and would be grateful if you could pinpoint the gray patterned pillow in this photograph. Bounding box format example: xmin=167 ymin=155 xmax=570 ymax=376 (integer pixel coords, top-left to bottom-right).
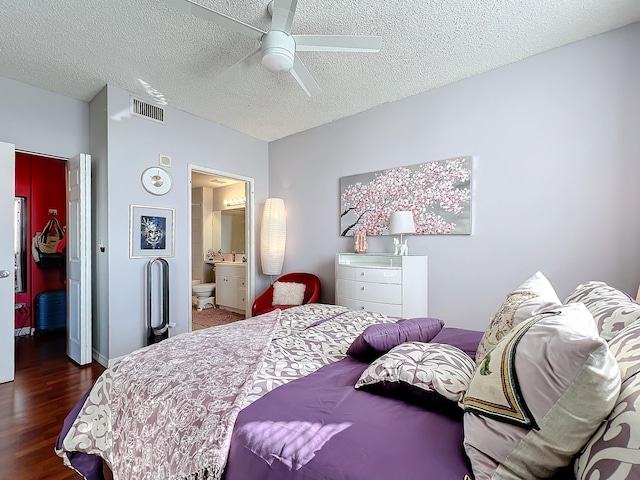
xmin=574 ymin=320 xmax=640 ymax=479
xmin=355 ymin=342 xmax=476 ymax=405
xmin=564 ymin=281 xmax=640 ymax=341
xmin=475 ymin=271 xmax=561 ymax=365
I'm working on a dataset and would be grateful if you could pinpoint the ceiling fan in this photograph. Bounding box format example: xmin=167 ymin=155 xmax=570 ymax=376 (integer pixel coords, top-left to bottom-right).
xmin=166 ymin=0 xmax=382 ymax=96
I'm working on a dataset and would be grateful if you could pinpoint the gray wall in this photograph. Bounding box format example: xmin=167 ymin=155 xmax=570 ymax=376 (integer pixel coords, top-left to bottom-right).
xmin=0 ymin=76 xmax=88 ymax=157
xmin=102 ymin=86 xmax=269 ymax=360
xmin=268 ymin=23 xmax=640 ymax=331
xmin=89 ymin=87 xmax=110 ymax=365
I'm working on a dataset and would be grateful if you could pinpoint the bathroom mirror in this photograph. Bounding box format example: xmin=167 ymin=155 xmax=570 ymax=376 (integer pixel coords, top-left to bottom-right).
xmin=14 ymin=197 xmax=27 ymax=293
xmin=219 ymin=208 xmax=245 ymax=254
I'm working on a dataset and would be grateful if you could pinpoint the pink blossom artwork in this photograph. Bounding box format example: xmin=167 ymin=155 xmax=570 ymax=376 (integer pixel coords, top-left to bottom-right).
xmin=340 ymin=157 xmax=471 ymax=236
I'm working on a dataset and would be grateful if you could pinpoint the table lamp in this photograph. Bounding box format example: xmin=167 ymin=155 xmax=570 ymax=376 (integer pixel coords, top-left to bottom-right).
xmin=389 ymin=211 xmax=415 ymax=255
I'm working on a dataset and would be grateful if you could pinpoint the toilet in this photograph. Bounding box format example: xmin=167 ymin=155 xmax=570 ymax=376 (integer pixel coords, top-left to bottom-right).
xmin=192 ymin=280 xmax=216 ymax=311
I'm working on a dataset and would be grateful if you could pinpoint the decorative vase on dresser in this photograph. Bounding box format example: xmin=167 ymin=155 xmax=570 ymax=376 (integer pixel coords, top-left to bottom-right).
xmin=335 ymin=253 xmax=428 ymax=318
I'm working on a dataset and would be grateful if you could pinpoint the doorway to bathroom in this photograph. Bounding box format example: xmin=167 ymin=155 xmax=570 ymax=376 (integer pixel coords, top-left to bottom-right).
xmin=189 ymin=166 xmax=254 ymax=332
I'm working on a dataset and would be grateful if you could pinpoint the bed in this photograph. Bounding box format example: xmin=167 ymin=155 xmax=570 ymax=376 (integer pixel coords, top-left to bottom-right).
xmin=57 ymin=274 xmax=640 ymax=480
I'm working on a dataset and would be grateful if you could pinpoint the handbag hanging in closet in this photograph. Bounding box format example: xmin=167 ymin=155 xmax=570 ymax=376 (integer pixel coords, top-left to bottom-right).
xmin=32 ymin=217 xmax=66 ymax=269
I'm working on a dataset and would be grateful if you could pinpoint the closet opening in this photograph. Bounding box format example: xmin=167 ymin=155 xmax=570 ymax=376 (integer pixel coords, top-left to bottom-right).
xmin=14 ymin=152 xmax=68 ymax=343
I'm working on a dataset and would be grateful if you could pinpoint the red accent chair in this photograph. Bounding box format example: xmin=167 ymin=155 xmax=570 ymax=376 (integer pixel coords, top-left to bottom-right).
xmin=252 ymin=272 xmax=321 ymax=317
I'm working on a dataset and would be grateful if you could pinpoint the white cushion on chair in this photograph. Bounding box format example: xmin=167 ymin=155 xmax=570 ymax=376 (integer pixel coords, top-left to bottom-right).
xmin=272 ymin=281 xmax=306 ymax=306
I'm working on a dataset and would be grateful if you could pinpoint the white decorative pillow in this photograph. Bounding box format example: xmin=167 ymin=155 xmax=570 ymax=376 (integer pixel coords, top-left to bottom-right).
xmin=574 ymin=320 xmax=640 ymax=479
xmin=564 ymin=280 xmax=640 ymax=341
xmin=463 ymin=304 xmax=621 ymax=480
xmin=355 ymin=342 xmax=476 ymax=405
xmin=272 ymin=281 xmax=306 ymax=306
xmin=475 ymin=271 xmax=561 ymax=365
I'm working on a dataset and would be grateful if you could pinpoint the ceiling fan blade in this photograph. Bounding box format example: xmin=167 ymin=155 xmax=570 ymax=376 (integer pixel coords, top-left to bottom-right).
xmin=294 ymin=35 xmax=382 ymax=52
xmin=290 ymin=55 xmax=321 ymax=97
xmin=216 ymin=48 xmax=262 ymax=84
xmin=166 ymin=0 xmax=265 ymax=40
xmin=270 ymin=0 xmax=298 ymax=34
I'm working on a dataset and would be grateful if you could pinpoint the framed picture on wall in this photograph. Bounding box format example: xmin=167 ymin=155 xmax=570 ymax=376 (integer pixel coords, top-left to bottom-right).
xmin=339 ymin=156 xmax=472 ymax=236
xmin=129 ymin=205 xmax=175 ymax=258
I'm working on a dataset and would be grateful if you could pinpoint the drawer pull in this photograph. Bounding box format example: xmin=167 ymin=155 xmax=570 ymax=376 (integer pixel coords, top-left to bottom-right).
xmin=360 ymin=272 xmax=365 ymax=276
xmin=361 ymin=306 xmax=365 ymax=309
xmin=361 ymin=286 xmax=365 ymax=291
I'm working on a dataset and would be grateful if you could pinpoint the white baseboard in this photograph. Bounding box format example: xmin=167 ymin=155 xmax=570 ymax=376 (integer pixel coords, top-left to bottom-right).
xmin=14 ymin=327 xmax=34 ymax=336
xmin=92 ymin=348 xmax=108 ymax=368
xmin=91 ymin=349 xmax=126 ymax=368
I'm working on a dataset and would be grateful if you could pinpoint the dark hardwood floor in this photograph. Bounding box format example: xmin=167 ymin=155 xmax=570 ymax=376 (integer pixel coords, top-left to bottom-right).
xmin=0 ymin=332 xmax=106 ymax=480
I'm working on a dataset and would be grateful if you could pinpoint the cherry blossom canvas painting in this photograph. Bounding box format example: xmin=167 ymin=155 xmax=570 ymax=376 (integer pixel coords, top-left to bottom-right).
xmin=340 ymin=156 xmax=471 ymax=236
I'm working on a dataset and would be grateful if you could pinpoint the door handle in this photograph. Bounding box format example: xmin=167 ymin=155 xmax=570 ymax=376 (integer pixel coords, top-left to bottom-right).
xmin=0 ymin=270 xmax=10 ymax=278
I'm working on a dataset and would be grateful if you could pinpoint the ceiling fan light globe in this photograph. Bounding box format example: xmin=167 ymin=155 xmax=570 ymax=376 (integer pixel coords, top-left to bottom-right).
xmin=261 ymin=30 xmax=295 ymax=72
xmin=262 ymin=49 xmax=294 ymax=72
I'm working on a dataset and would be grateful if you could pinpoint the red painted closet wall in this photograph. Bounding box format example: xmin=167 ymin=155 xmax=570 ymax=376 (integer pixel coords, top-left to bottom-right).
xmin=14 ymin=152 xmax=67 ymax=330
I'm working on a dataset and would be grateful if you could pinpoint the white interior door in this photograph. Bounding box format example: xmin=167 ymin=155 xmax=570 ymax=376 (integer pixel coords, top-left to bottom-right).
xmin=0 ymin=142 xmax=16 ymax=383
xmin=67 ymin=153 xmax=92 ymax=365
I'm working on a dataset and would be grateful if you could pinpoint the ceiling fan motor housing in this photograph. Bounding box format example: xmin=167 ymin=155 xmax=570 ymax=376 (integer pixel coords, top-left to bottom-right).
xmin=261 ymin=30 xmax=295 ymax=72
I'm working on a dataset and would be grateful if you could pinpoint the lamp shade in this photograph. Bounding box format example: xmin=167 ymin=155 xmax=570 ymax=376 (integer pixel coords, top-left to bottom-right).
xmin=260 ymin=198 xmax=286 ymax=275
xmin=389 ymin=211 xmax=416 ymax=235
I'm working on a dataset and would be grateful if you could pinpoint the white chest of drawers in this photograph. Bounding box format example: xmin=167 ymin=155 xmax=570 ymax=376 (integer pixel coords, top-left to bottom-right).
xmin=335 ymin=253 xmax=428 ymax=318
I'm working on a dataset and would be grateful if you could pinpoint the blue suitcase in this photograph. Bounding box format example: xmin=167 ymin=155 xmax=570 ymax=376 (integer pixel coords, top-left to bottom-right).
xmin=35 ymin=289 xmax=66 ymax=333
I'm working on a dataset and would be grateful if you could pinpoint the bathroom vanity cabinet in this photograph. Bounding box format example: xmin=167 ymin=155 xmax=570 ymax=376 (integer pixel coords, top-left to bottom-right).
xmin=215 ymin=263 xmax=246 ymax=313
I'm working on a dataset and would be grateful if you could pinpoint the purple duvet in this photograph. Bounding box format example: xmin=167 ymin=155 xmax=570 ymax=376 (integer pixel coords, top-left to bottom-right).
xmin=224 ymin=356 xmax=473 ymax=480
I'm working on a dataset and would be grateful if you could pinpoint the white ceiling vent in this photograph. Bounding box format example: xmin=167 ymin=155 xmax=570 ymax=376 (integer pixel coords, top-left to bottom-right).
xmin=130 ymin=97 xmax=165 ymax=123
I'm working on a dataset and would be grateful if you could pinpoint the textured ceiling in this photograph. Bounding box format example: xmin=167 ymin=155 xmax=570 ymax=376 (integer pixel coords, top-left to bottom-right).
xmin=1 ymin=1 xmax=639 ymax=142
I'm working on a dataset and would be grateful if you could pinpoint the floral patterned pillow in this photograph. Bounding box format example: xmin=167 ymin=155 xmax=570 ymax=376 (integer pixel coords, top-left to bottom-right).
xmin=475 ymin=271 xmax=561 ymax=365
xmin=355 ymin=342 xmax=476 ymax=406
